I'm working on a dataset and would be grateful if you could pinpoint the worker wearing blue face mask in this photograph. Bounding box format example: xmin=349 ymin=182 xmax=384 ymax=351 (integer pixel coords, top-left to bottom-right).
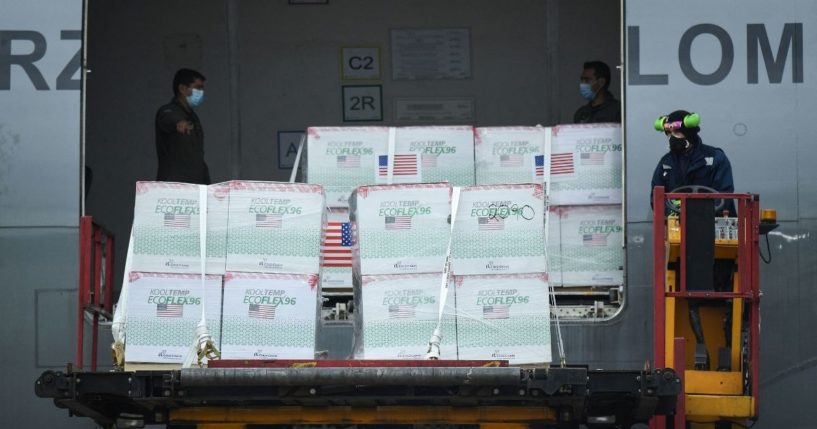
xmin=154 ymin=68 xmax=211 ymax=184
xmin=573 ymin=61 xmax=621 ymax=124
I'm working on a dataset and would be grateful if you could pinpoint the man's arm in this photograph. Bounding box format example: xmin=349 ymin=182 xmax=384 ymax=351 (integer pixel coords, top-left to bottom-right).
xmin=157 ymin=107 xmax=193 ymax=135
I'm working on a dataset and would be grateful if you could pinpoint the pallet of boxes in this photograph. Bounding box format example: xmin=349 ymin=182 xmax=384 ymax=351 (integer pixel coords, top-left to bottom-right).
xmin=118 ymin=180 xmax=325 ymax=369
xmin=306 ymin=124 xmax=552 ymax=365
xmin=305 ymin=125 xmax=477 ymax=358
xmin=113 ymin=122 xmax=574 ymax=368
xmin=546 ymin=124 xmax=624 ymax=318
xmin=449 ymin=183 xmax=551 ymax=364
xmin=305 ymin=126 xmax=478 ymax=297
xmin=349 ymin=182 xmax=459 ymax=360
xmin=469 ymin=126 xmax=553 ymax=364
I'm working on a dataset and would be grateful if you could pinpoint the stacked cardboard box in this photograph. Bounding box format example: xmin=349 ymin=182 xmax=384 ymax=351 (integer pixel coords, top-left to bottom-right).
xmin=350 ymin=183 xmax=452 ymax=275
xmin=349 ymin=183 xmax=454 ymax=359
xmin=389 ymin=126 xmax=475 ymax=187
xmin=127 ymin=181 xmax=228 ymax=368
xmin=451 ymin=184 xmax=546 ymax=275
xmin=547 ymin=124 xmax=622 ymax=205
xmin=124 ymin=272 xmax=223 ymax=365
xmin=220 ymin=272 xmax=320 ymax=359
xmin=306 ymin=126 xmax=477 ymax=206
xmin=353 ymin=273 xmax=456 ymax=360
xmin=448 ymin=183 xmax=551 ymax=364
xmin=452 ymin=274 xmax=551 ymax=364
xmin=125 ymin=180 xmax=326 ymax=365
xmin=220 ymin=181 xmax=325 ymax=359
xmin=224 ymin=181 xmax=325 ymax=274
xmin=306 ymin=126 xmax=476 ymax=296
xmin=545 ymin=123 xmax=624 ymax=288
xmin=306 ymin=127 xmax=389 ymax=208
xmin=131 ymin=181 xmax=229 ymax=275
xmin=547 ymin=204 xmax=624 ymax=287
xmin=474 ymin=126 xmax=547 ymax=185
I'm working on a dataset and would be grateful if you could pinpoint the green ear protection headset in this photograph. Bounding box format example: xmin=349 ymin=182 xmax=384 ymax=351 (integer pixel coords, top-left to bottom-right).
xmin=653 ymin=112 xmax=700 ymax=132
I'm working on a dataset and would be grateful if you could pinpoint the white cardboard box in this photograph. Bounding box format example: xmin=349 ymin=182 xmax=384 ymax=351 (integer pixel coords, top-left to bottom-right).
xmin=353 ymin=273 xmax=456 ymax=360
xmin=221 ymin=272 xmax=320 ymax=359
xmin=451 ymin=184 xmax=547 ymax=275
xmin=548 ymin=123 xmax=622 ymax=205
xmin=131 ymin=181 xmax=229 ymax=275
xmin=386 ymin=126 xmax=475 ymax=187
xmin=454 ymin=274 xmax=551 ymax=364
xmin=124 ymin=272 xmax=223 ymax=364
xmin=350 ymin=183 xmax=451 ymax=275
xmin=305 ymin=127 xmax=389 ymax=208
xmin=474 ymin=126 xmax=546 ymax=185
xmin=547 ymin=204 xmax=624 ymax=287
xmin=225 ymin=181 xmax=325 ymax=274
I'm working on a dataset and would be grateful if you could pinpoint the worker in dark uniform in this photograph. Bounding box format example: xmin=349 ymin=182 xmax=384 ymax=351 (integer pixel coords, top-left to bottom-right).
xmin=573 ymin=61 xmax=621 ymax=124
xmin=650 ymin=110 xmax=736 ymax=216
xmin=651 ymin=110 xmax=736 ymax=370
xmin=154 ymin=68 xmax=211 ymax=184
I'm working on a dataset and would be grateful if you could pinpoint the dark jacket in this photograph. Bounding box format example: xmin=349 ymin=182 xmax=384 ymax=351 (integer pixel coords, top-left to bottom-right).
xmin=573 ymin=92 xmax=621 ymax=124
xmin=154 ymin=98 xmax=210 ymax=184
xmin=650 ymin=137 xmax=736 ymax=216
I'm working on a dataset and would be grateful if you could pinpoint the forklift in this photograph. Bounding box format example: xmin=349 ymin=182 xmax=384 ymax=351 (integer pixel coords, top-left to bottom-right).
xmin=651 ymin=186 xmax=777 ymax=428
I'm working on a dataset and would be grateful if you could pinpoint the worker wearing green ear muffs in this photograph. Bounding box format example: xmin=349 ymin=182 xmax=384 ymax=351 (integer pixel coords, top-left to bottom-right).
xmin=650 ymin=109 xmax=738 ymax=371
xmin=650 ymin=110 xmax=736 ymax=216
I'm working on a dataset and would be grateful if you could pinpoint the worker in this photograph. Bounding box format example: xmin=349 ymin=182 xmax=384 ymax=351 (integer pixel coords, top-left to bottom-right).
xmin=651 ymin=110 xmax=736 ymax=370
xmin=650 ymin=110 xmax=736 ymax=216
xmin=573 ymin=61 xmax=621 ymax=124
xmin=154 ymin=68 xmax=211 ymax=184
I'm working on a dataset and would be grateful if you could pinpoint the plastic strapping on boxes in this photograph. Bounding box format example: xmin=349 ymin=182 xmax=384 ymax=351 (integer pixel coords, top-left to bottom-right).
xmin=289 ymin=134 xmax=306 ymax=183
xmin=426 ymin=186 xmax=460 ymax=359
xmin=111 ymin=229 xmax=134 ymax=349
xmin=544 ymin=126 xmax=553 ymax=196
xmin=543 ymin=194 xmax=566 ymax=367
xmin=182 ymin=185 xmax=220 ymax=368
xmin=386 ymin=127 xmax=396 ymax=185
xmin=550 ymin=279 xmax=566 ymax=367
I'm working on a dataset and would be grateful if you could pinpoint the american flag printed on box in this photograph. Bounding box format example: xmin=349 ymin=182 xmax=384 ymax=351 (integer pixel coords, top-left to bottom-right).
xmin=535 ymin=155 xmax=545 ymax=178
xmin=580 ymin=152 xmax=605 ymax=165
xmin=156 ymin=303 xmax=183 ymax=318
xmin=483 ymin=304 xmax=510 ymax=320
xmin=321 ymin=221 xmax=353 ymax=268
xmin=256 ymin=213 xmax=282 ymax=228
xmin=388 ymin=304 xmax=416 ymax=319
xmin=337 ymin=155 xmax=361 ymax=168
xmin=583 ymin=233 xmax=608 ymax=247
xmin=378 ymin=154 xmax=418 ymax=176
xmin=248 ymin=303 xmax=277 ymax=319
xmin=478 ymin=216 xmax=504 ymax=230
xmin=385 ymin=216 xmax=412 ymax=230
xmin=163 ymin=213 xmax=191 ymax=228
xmin=550 ymin=152 xmax=575 ymax=175
xmin=499 ymin=154 xmax=523 ymax=167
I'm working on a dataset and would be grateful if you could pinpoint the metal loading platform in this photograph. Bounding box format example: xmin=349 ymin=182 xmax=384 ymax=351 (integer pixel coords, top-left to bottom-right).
xmin=36 ymin=362 xmax=680 ymax=429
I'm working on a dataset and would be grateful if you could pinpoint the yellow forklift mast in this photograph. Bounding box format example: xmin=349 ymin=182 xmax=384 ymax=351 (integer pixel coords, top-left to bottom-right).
xmin=652 ymin=186 xmax=777 ymax=429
